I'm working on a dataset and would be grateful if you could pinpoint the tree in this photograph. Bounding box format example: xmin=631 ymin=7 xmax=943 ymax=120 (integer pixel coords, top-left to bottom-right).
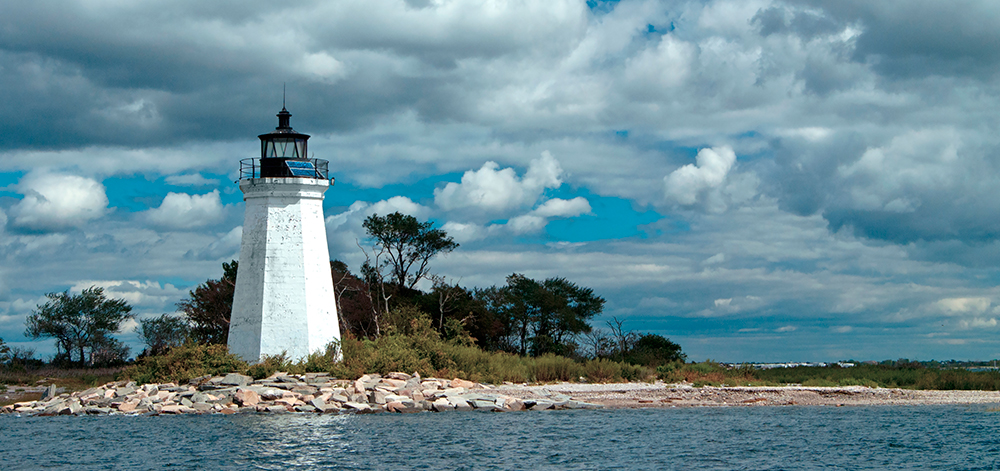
xmin=178 ymin=260 xmax=237 ymax=345
xmin=624 ymin=333 xmax=686 ymax=366
xmin=138 ymin=314 xmax=190 ymax=356
xmin=0 ymin=337 xmax=10 ymax=364
xmin=331 ymin=260 xmax=377 ymax=338
xmin=483 ymin=273 xmax=605 ymax=357
xmin=24 ymin=286 xmax=133 ymax=366
xmin=362 ymin=212 xmax=458 ymax=291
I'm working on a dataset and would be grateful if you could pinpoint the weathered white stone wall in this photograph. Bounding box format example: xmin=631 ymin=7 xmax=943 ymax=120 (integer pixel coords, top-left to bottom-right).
xmin=228 ymin=177 xmax=341 ymax=362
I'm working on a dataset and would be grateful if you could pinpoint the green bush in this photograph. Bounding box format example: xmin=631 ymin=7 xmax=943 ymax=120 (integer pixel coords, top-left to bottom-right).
xmin=246 ymin=353 xmax=293 ymax=379
xmin=656 ymin=362 xmax=685 ymax=383
xmin=117 ymin=343 xmax=248 ymax=384
xmin=531 ymin=353 xmax=582 ymax=382
xmin=583 ymin=358 xmax=622 ymax=382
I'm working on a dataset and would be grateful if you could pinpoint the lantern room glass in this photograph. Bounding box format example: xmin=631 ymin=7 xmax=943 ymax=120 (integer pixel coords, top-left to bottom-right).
xmin=261 ymin=137 xmax=307 ymax=158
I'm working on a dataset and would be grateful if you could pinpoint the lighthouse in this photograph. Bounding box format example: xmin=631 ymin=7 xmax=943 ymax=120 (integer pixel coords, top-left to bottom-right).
xmin=227 ymin=106 xmax=341 ymax=362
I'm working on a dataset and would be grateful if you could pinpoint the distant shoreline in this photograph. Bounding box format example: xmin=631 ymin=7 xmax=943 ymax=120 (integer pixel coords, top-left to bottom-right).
xmin=489 ymin=382 xmax=1000 ymax=408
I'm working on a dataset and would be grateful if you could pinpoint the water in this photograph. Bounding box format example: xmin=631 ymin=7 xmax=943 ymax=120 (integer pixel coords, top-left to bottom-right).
xmin=2 ymin=406 xmax=1000 ymax=470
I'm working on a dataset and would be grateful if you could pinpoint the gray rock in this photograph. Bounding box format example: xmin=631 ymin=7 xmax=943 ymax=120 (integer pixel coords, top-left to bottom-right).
xmin=192 ymin=403 xmax=214 ymax=412
xmin=472 ymin=400 xmax=501 ymax=411
xmin=296 ymin=405 xmax=317 ymax=413
xmin=328 ymin=394 xmax=349 ymax=403
xmin=310 ymin=398 xmax=327 ymax=410
xmin=448 ymin=397 xmax=473 ymax=411
xmin=431 ymin=399 xmax=455 ymax=412
xmin=191 ymin=393 xmax=209 ymax=403
xmin=219 ymin=373 xmax=253 ymax=387
xmin=180 ymin=398 xmax=194 ymax=408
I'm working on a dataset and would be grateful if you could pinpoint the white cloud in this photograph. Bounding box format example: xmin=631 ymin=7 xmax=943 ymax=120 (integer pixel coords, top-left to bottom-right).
xmin=145 ymin=190 xmax=224 ymax=230
xmin=369 ymin=196 xmax=432 ymax=220
xmin=531 ymin=197 xmax=591 ymax=218
xmin=187 ymin=226 xmax=243 ymax=261
xmin=702 ymin=253 xmax=725 ymax=265
xmin=440 ymin=221 xmax=490 ymax=244
xmin=776 ymin=326 xmax=797 ymax=332
xmin=10 ymin=172 xmax=109 ymax=231
xmin=434 ymin=151 xmax=562 ymax=215
xmin=297 ymin=51 xmax=347 ymax=83
xmin=935 ymin=297 xmax=991 ymax=315
xmin=664 ymin=146 xmax=737 ymax=206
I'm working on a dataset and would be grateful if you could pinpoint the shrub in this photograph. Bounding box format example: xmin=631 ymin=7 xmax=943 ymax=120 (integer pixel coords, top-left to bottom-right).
xmin=583 ymin=358 xmax=622 ymax=382
xmin=117 ymin=343 xmax=247 ymax=384
xmin=656 ymin=362 xmax=685 ymax=383
xmin=531 ymin=353 xmax=581 ymax=382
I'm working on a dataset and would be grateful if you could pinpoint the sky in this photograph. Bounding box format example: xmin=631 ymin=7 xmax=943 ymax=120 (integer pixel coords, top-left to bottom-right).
xmin=2 ymin=0 xmax=1000 ymax=363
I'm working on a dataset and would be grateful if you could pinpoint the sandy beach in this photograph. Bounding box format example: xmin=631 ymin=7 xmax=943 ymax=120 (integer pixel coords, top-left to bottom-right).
xmin=486 ymin=382 xmax=1000 ymax=408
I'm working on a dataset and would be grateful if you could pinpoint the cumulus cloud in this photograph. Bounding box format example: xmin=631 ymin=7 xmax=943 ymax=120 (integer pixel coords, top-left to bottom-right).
xmin=325 ymin=196 xmax=433 ymax=266
xmin=10 ymin=173 xmax=109 ymax=231
xmin=506 ymin=197 xmax=592 ymax=234
xmin=186 ymin=226 xmax=243 ymax=261
xmin=435 ymin=151 xmax=562 ymax=215
xmin=935 ymin=297 xmax=991 ymax=315
xmin=145 ymin=190 xmax=225 ymax=230
xmin=664 ymin=146 xmax=737 ymax=207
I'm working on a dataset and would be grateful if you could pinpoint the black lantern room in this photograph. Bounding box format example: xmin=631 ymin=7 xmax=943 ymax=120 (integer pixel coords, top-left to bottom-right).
xmin=239 ymin=106 xmax=329 ymax=180
xmin=257 ymin=107 xmax=311 ymax=178
xmin=260 ymin=106 xmax=309 ymax=158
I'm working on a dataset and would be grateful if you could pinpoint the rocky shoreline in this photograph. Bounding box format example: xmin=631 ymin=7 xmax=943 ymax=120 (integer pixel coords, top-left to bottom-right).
xmin=0 ymin=372 xmax=602 ymax=416
xmin=6 ymin=374 xmax=1000 ymax=417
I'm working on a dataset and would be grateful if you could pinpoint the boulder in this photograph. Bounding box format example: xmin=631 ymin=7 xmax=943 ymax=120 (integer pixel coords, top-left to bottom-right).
xmin=234 ymin=389 xmax=260 ymax=407
xmin=40 ymin=384 xmax=58 ymax=401
xmin=451 ymin=378 xmax=476 ymax=389
xmin=118 ymin=399 xmax=141 ymax=412
xmin=219 ymin=373 xmax=253 ymax=387
xmin=448 ymin=397 xmax=473 ymax=411
xmin=380 ymin=378 xmax=407 ymax=389
xmin=386 ymin=372 xmax=412 ymax=381
xmin=432 ymin=398 xmax=455 ymax=412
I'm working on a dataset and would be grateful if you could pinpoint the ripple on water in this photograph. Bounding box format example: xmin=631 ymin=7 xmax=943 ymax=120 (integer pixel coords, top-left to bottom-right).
xmin=3 ymin=406 xmax=1000 ymax=470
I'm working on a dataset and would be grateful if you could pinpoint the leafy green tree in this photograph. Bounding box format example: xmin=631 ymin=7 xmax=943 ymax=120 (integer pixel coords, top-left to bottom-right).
xmin=482 ymin=274 xmax=605 ymax=357
xmin=178 ymin=260 xmax=236 ymax=345
xmin=362 ymin=212 xmax=458 ymax=291
xmin=24 ymin=286 xmax=133 ymax=366
xmin=624 ymin=334 xmax=686 ymax=366
xmin=138 ymin=314 xmax=191 ymax=356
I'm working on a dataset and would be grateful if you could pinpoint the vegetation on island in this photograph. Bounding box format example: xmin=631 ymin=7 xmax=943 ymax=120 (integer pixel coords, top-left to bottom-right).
xmin=6 ymin=211 xmax=1000 ymax=395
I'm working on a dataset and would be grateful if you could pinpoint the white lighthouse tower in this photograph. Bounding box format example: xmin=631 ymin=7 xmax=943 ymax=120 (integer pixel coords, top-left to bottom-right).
xmin=227 ymin=106 xmax=341 ymax=362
